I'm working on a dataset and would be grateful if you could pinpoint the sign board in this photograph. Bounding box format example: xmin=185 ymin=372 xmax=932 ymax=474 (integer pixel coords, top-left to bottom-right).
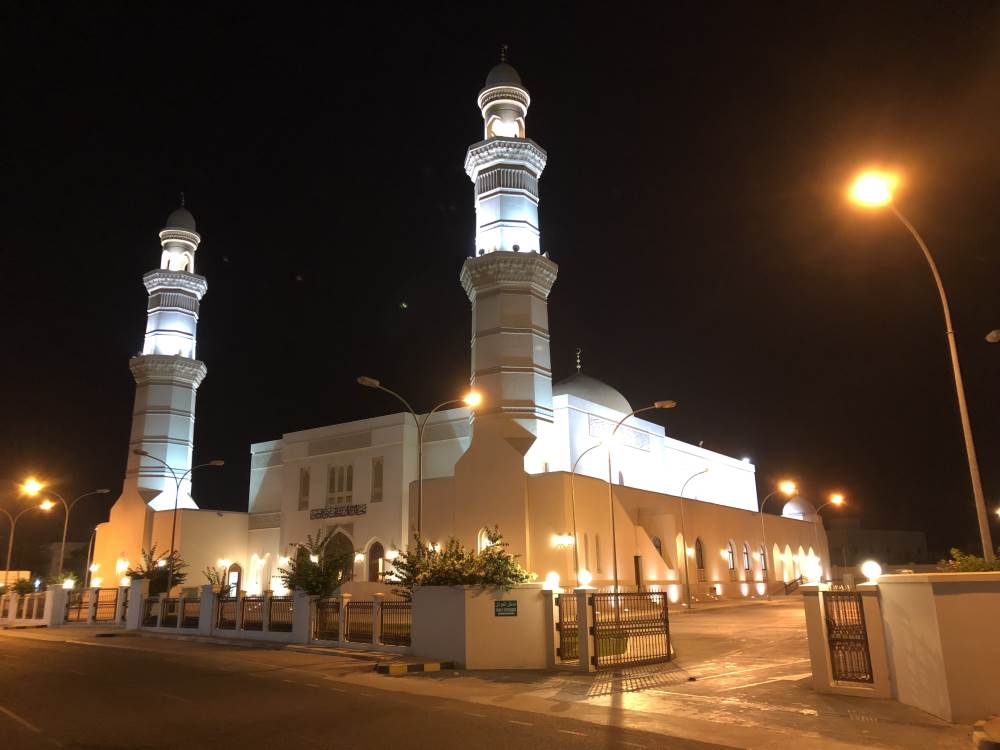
xmin=494 ymin=600 xmax=517 ymax=617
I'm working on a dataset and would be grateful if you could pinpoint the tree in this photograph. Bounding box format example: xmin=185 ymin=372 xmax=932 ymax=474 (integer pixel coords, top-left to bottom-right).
xmin=937 ymin=548 xmax=1000 ymax=572
xmin=11 ymin=579 xmax=34 ymax=595
xmin=126 ymin=545 xmax=187 ymax=596
xmin=279 ymin=529 xmax=354 ymax=598
xmin=202 ymin=566 xmax=228 ymax=593
xmin=391 ymin=527 xmax=532 ymax=601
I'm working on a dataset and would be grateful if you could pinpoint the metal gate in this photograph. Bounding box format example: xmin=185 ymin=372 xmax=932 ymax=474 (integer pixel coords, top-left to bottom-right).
xmin=65 ymin=590 xmax=90 ymax=622
xmin=94 ymin=588 xmax=118 ymax=621
xmin=591 ymin=592 xmax=671 ymax=669
xmin=555 ymin=593 xmax=578 ymax=661
xmin=313 ymin=598 xmax=340 ymax=641
xmin=823 ymin=590 xmax=873 ymax=683
xmin=345 ymin=600 xmax=373 ymax=643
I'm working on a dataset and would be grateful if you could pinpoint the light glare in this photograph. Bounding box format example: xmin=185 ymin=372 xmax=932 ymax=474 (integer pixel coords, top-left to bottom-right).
xmin=849 ymin=171 xmax=897 ymax=207
xmin=21 ymin=477 xmax=44 ymax=496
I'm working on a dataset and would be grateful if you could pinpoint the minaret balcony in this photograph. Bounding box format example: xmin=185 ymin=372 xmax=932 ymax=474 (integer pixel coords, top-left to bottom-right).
xmin=465 ymin=137 xmax=547 ymax=180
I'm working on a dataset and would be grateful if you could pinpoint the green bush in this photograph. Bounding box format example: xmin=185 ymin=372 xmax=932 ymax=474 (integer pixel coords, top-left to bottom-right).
xmin=279 ymin=530 xmax=354 ymax=598
xmin=11 ymin=579 xmax=35 ymax=595
xmin=126 ymin=545 xmax=187 ymax=596
xmin=937 ymin=548 xmax=1000 ymax=572
xmin=390 ymin=526 xmax=532 ymax=601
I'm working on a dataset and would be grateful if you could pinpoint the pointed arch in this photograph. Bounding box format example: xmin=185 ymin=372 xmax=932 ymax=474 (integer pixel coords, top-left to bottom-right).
xmin=367 ymin=541 xmax=384 ymax=582
xmin=694 ymin=538 xmax=706 ymax=582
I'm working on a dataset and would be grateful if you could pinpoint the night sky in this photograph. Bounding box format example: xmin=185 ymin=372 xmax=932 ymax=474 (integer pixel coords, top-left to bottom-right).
xmin=2 ymin=4 xmax=999 ymax=563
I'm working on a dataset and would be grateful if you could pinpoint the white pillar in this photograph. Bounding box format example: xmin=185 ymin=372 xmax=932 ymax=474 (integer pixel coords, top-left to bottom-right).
xmin=125 ymin=579 xmax=149 ymax=630
xmin=114 ymin=586 xmax=129 ymax=624
xmin=372 ymin=593 xmax=384 ymax=647
xmin=198 ymin=585 xmax=215 ymax=636
xmin=575 ymin=588 xmax=596 ymax=673
xmin=47 ymin=588 xmax=67 ymax=627
xmin=542 ymin=589 xmax=557 ymax=669
xmin=291 ymin=591 xmax=312 ymax=645
xmin=86 ymin=587 xmax=99 ymax=624
xmin=262 ymin=591 xmax=273 ymax=632
xmin=338 ymin=593 xmax=352 ymax=644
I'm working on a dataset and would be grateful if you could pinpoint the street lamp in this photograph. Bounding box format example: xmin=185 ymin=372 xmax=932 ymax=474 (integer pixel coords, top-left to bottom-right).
xmin=20 ymin=478 xmax=111 ymax=575
xmin=569 ymin=442 xmax=604 ymax=588
xmin=607 ymin=400 xmax=677 ymax=593
xmin=758 ymin=479 xmax=797 ymax=598
xmin=132 ymin=450 xmax=224 ymax=593
xmin=850 ymin=169 xmax=993 ymax=561
xmin=808 ymin=492 xmax=846 ymax=576
xmin=357 ymin=376 xmax=481 ymax=539
xmin=678 ymin=468 xmax=709 ymax=611
xmin=1 ymin=500 xmax=54 ymax=589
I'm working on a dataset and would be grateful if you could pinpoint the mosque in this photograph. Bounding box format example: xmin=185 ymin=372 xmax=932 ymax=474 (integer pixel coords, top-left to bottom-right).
xmin=92 ymin=59 xmax=826 ymax=602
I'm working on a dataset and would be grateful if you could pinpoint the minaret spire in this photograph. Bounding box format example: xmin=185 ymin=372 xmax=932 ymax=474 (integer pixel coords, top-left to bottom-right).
xmin=500 ymin=43 xmax=508 ymax=63
xmin=576 ymin=348 xmax=582 ymax=373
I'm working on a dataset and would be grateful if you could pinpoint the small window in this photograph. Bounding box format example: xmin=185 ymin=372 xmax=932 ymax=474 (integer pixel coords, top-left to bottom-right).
xmin=727 ymin=542 xmax=736 ymax=570
xmin=367 ymin=542 xmax=384 ymax=582
xmin=760 ymin=545 xmax=768 ymax=571
xmin=370 ymin=456 xmax=383 ymax=502
xmin=595 ymin=533 xmax=603 ymax=573
xmin=298 ymin=467 xmax=310 ymax=511
xmin=743 ymin=543 xmax=751 ymax=571
xmin=652 ymin=536 xmax=663 ymax=558
xmin=326 ymin=464 xmax=353 ymax=506
xmin=695 ymin=539 xmax=706 ymax=582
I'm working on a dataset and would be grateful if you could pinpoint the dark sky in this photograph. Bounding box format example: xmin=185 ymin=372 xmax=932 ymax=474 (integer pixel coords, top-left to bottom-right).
xmin=2 ymin=3 xmax=999 ymax=563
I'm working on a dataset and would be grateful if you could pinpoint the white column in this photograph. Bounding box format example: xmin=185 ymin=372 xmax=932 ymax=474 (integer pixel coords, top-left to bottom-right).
xmin=291 ymin=591 xmax=312 ymax=645
xmin=125 ymin=579 xmax=149 ymax=630
xmin=575 ymin=588 xmax=596 ymax=673
xmin=198 ymin=585 xmax=215 ymax=636
xmin=338 ymin=593 xmax=351 ymax=645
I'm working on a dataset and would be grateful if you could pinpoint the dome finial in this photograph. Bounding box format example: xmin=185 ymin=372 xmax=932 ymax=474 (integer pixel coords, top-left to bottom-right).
xmin=500 ymin=43 xmax=508 ymax=63
xmin=179 ymin=191 xmax=185 ymax=208
xmin=575 ymin=347 xmax=582 ymax=373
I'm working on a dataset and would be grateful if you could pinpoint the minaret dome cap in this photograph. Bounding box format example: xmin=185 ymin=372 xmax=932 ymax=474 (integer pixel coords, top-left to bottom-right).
xmin=165 ymin=206 xmax=196 ymax=232
xmin=484 ymin=61 xmax=523 ymax=89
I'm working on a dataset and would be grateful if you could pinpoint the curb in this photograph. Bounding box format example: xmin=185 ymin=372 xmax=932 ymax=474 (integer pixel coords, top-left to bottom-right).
xmin=375 ymin=661 xmax=456 ymax=675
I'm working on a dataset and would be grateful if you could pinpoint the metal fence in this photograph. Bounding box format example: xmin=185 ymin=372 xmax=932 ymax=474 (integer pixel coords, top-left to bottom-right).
xmin=66 ymin=590 xmax=90 ymax=622
xmin=379 ymin=601 xmax=411 ymax=646
xmin=590 ymin=592 xmax=671 ymax=669
xmin=313 ymin=598 xmax=340 ymax=641
xmin=217 ymin=598 xmax=237 ymax=630
xmin=0 ymin=596 xmax=8 ymax=619
xmin=121 ymin=589 xmax=129 ymax=623
xmin=94 ymin=588 xmax=118 ymax=622
xmin=823 ymin=591 xmax=873 ymax=683
xmin=22 ymin=593 xmax=45 ymax=620
xmin=556 ymin=593 xmax=579 ymax=661
xmin=268 ymin=596 xmax=294 ymax=632
xmin=345 ymin=600 xmax=373 ymax=643
xmin=241 ymin=596 xmax=264 ymax=631
xmin=161 ymin=598 xmax=179 ymax=628
xmin=182 ymin=598 xmax=200 ymax=628
xmin=142 ymin=597 xmax=160 ymax=627
xmin=15 ymin=595 xmax=25 ymax=619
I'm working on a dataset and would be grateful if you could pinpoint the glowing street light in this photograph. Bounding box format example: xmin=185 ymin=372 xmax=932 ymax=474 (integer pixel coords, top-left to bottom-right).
xmin=357 ymin=376 xmax=482 ymax=538
xmin=1 ymin=499 xmax=54 ymax=589
xmin=849 ymin=168 xmax=993 ymax=561
xmin=678 ymin=468 xmax=710 ymax=612
xmin=758 ymin=479 xmax=798 ymax=599
xmin=24 ymin=480 xmax=112 ymax=575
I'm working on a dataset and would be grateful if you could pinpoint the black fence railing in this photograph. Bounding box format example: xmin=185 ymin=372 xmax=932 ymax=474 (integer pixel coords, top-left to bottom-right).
xmin=591 ymin=592 xmax=672 ymax=669
xmin=182 ymin=598 xmax=200 ymax=628
xmin=268 ymin=596 xmax=294 ymax=632
xmin=313 ymin=598 xmax=340 ymax=641
xmin=345 ymin=601 xmax=373 ymax=643
xmin=379 ymin=602 xmax=411 ymax=646
xmin=66 ymin=590 xmax=90 ymax=622
xmin=823 ymin=591 xmax=873 ymax=683
xmin=161 ymin=598 xmax=179 ymax=628
xmin=94 ymin=588 xmax=118 ymax=622
xmin=241 ymin=596 xmax=264 ymax=631
xmin=556 ymin=593 xmax=579 ymax=661
xmin=142 ymin=597 xmax=160 ymax=627
xmin=0 ymin=596 xmax=8 ymax=619
xmin=217 ymin=598 xmax=237 ymax=630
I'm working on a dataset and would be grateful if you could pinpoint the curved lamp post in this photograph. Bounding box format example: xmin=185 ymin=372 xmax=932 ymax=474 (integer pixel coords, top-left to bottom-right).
xmin=568 ymin=442 xmax=604 ymax=588
xmin=357 ymin=376 xmax=481 ymax=540
xmin=132 ymin=450 xmax=224 ymax=593
xmin=20 ymin=479 xmax=110 ymax=575
xmin=607 ymin=400 xmax=676 ymax=593
xmin=678 ymin=468 xmax=709 ymax=611
xmin=1 ymin=500 xmax=54 ymax=589
xmin=850 ymin=170 xmax=993 ymax=560
xmin=758 ymin=480 xmax=797 ymax=599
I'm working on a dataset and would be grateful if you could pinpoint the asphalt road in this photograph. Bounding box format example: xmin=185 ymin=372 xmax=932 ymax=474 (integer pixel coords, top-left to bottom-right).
xmin=0 ymin=632 xmax=730 ymax=750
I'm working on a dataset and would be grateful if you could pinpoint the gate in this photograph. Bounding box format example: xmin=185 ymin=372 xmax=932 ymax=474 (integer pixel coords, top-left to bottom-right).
xmin=823 ymin=590 xmax=873 ymax=683
xmin=555 ymin=593 xmax=578 ymax=661
xmin=379 ymin=601 xmax=411 ymax=646
xmin=217 ymin=598 xmax=237 ymax=630
xmin=94 ymin=588 xmax=118 ymax=621
xmin=241 ymin=596 xmax=264 ymax=631
xmin=313 ymin=598 xmax=340 ymax=641
xmin=345 ymin=600 xmax=372 ymax=643
xmin=591 ymin=592 xmax=671 ymax=669
xmin=65 ymin=590 xmax=90 ymax=622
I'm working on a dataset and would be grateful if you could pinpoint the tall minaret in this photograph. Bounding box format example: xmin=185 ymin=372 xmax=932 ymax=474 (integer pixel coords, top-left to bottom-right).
xmin=125 ymin=205 xmax=208 ymax=511
xmin=460 ymin=54 xmax=558 ymax=456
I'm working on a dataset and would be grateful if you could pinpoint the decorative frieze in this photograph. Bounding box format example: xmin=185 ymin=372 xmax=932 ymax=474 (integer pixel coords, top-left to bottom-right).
xmin=464 ymin=138 xmax=547 ymax=179
xmin=309 ymin=504 xmax=367 ymax=520
xmin=460 ymin=251 xmax=558 ymax=300
xmin=129 ymin=354 xmax=207 ymax=387
xmin=143 ymin=270 xmax=208 ymax=299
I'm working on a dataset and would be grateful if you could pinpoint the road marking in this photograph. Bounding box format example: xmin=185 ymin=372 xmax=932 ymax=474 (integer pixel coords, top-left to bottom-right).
xmin=619 ymin=742 xmax=646 ymax=748
xmin=721 ymin=672 xmax=813 ymax=691
xmin=508 ymin=719 xmax=533 ymax=726
xmin=465 ymin=712 xmax=487 ymax=718
xmin=689 ymin=658 xmax=810 ymax=682
xmin=0 ymin=704 xmax=42 ymax=733
xmin=558 ymin=729 xmax=587 ymax=736
xmin=327 ymin=687 xmax=347 ymax=693
xmin=158 ymin=692 xmax=194 ymax=704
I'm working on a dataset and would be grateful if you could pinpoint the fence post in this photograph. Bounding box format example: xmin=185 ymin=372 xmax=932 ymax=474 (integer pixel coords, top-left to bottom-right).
xmin=48 ymin=588 xmax=68 ymax=627
xmin=9 ymin=593 xmax=19 ymax=624
xmin=155 ymin=592 xmax=167 ymax=628
xmin=234 ymin=589 xmax=244 ymax=631
xmin=856 ymin=583 xmax=892 ymax=699
xmin=576 ymin=588 xmax=597 ymax=673
xmin=86 ymin=587 xmax=100 ymax=624
xmin=291 ymin=590 xmax=311 ymax=644
xmin=114 ymin=586 xmax=128 ymax=624
xmin=198 ymin=585 xmax=215 ymax=636
xmin=542 ymin=589 xmax=557 ymax=669
xmin=338 ymin=593 xmax=351 ymax=644
xmin=372 ymin=593 xmax=384 ymax=646
xmin=126 ymin=579 xmax=148 ymax=630
xmin=175 ymin=594 xmax=185 ymax=629
xmin=801 ymin=583 xmax=831 ymax=690
xmin=262 ymin=591 xmax=273 ymax=632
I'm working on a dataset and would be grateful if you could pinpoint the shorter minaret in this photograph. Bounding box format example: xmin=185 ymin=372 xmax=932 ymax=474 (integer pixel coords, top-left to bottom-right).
xmin=125 ymin=205 xmax=208 ymax=511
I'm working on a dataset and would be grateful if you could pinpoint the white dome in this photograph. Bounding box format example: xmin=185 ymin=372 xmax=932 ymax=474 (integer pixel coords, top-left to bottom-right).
xmin=552 ymin=373 xmax=631 ymax=414
xmin=782 ymin=498 xmax=817 ymax=520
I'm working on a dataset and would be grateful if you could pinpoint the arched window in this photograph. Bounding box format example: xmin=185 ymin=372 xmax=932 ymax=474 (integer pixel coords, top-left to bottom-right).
xmin=367 ymin=542 xmax=384 ymax=582
xmin=743 ymin=543 xmax=751 ymax=571
xmin=695 ymin=539 xmax=706 ymax=582
xmin=651 ymin=536 xmax=663 ymax=558
xmin=329 ymin=532 xmax=354 ymax=582
xmin=477 ymin=528 xmax=494 ymax=553
xmin=760 ymin=545 xmax=768 ymax=575
xmin=225 ymin=563 xmax=242 ymax=598
xmin=727 ymin=542 xmax=737 ymax=581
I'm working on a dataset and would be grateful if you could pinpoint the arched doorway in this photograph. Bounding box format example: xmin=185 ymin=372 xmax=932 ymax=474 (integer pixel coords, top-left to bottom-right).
xmin=225 ymin=563 xmax=242 ymax=597
xmin=368 ymin=542 xmax=384 ymax=582
xmin=329 ymin=532 xmax=354 ymax=582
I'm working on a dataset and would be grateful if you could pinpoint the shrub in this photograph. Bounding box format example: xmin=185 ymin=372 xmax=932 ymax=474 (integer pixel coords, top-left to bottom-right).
xmin=937 ymin=548 xmax=1000 ymax=572
xmin=12 ymin=579 xmax=35 ymax=595
xmin=391 ymin=526 xmax=532 ymax=601
xmin=279 ymin=530 xmax=354 ymax=598
xmin=126 ymin=545 xmax=187 ymax=596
